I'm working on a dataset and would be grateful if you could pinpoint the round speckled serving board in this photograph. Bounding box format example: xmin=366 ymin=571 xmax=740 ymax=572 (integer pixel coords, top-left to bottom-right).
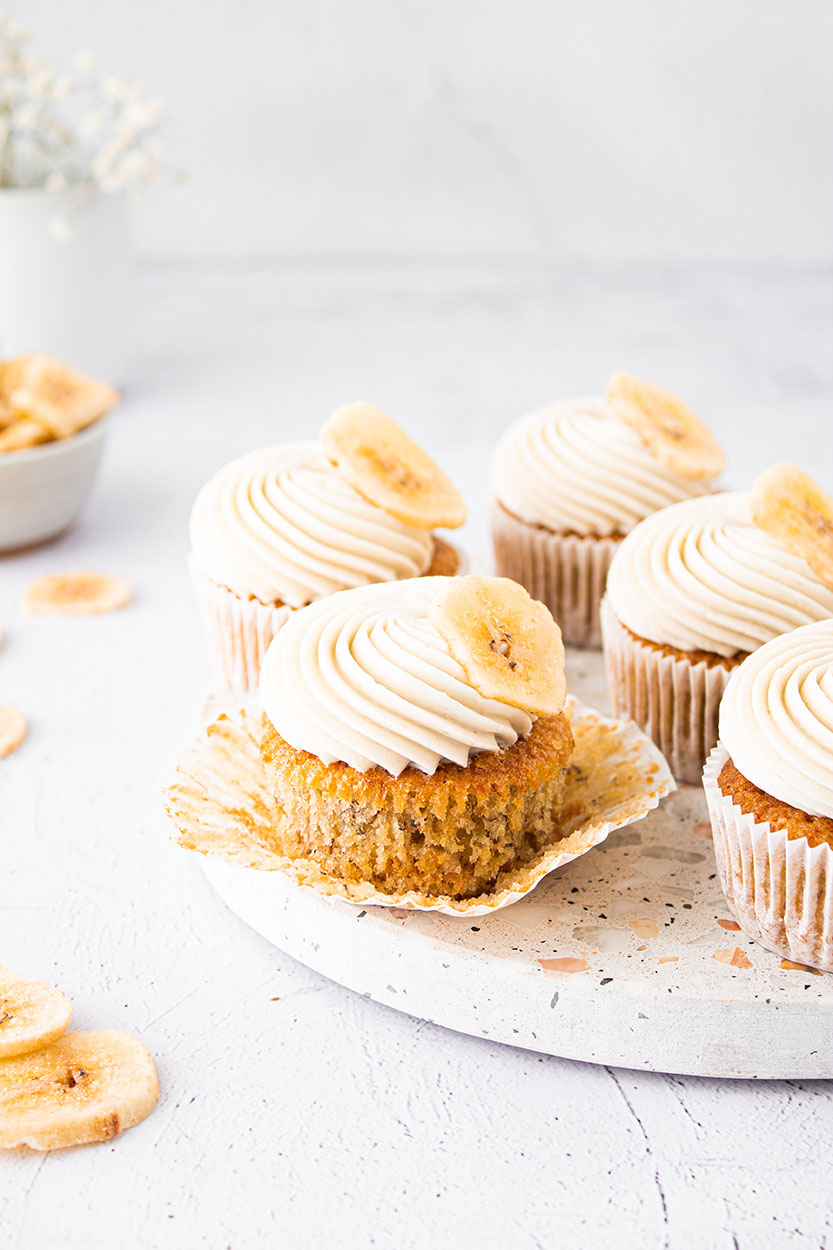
xmin=203 ymin=649 xmax=833 ymax=1079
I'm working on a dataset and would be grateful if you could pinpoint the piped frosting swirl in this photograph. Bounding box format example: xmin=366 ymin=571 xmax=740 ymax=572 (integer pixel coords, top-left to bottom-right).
xmin=719 ymin=620 xmax=833 ymax=819
xmin=259 ymin=578 xmax=533 ymax=777
xmin=606 ymin=492 xmax=833 ymax=657
xmin=492 ymin=399 xmax=711 ymax=536
xmin=190 ymin=443 xmax=434 ymax=607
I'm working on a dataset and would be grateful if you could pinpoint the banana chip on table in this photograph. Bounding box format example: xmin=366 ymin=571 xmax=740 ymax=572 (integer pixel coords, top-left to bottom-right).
xmin=24 ymin=570 xmax=133 ymax=616
xmin=605 ymin=370 xmax=725 ymax=481
xmin=321 ymin=402 xmax=466 ymax=530
xmin=750 ymin=463 xmax=833 ymax=589
xmin=430 ymin=576 xmax=567 ymax=716
xmin=0 ymin=1030 xmax=159 ymax=1151
xmin=0 ymin=967 xmax=73 ymax=1059
xmin=0 ymin=706 xmax=27 ymax=758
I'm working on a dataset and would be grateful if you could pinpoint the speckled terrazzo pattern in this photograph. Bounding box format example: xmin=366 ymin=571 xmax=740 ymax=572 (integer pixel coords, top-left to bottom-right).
xmin=170 ymin=647 xmax=833 ymax=1076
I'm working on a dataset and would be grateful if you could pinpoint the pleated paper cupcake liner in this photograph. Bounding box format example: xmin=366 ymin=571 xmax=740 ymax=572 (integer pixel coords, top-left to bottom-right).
xmin=491 ymin=502 xmax=619 ymax=648
xmin=600 ymin=596 xmax=731 ymax=785
xmin=189 ymin=557 xmax=294 ymax=696
xmin=163 ymin=695 xmax=674 ymax=918
xmin=190 ymin=542 xmax=466 ymax=697
xmin=703 ymin=744 xmax=833 ymax=973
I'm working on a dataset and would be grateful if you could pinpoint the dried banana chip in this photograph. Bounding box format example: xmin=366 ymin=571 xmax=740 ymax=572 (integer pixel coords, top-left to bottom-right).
xmin=24 ymin=571 xmax=133 ymax=616
xmin=605 ymin=370 xmax=724 ymax=481
xmin=0 ymin=967 xmax=72 ymax=1059
xmin=750 ymin=463 xmax=833 ymax=588
xmin=321 ymin=402 xmax=466 ymax=530
xmin=8 ymin=356 xmax=118 ymax=440
xmin=0 ymin=418 xmax=49 ymax=453
xmin=0 ymin=706 xmax=26 ymax=758
xmin=0 ymin=1029 xmax=159 ymax=1150
xmin=0 ymin=357 xmax=35 ymax=401
xmin=430 ymin=576 xmax=566 ymax=715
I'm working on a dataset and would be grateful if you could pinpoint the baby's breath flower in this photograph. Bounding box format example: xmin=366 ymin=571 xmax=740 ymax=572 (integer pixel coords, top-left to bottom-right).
xmin=12 ymin=104 xmax=37 ymax=129
xmin=81 ymin=112 xmax=105 ymax=138
xmin=0 ymin=19 xmax=176 ymax=198
xmin=48 ymin=214 xmax=73 ymax=240
xmin=102 ymin=74 xmax=130 ymax=101
xmin=52 ymin=74 xmax=73 ymax=100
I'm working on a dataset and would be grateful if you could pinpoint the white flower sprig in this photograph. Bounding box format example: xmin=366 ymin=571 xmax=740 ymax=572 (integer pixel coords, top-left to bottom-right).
xmin=0 ymin=12 xmax=176 ymax=234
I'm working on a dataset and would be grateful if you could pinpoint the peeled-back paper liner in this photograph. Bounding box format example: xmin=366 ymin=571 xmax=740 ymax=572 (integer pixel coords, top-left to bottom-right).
xmin=189 ymin=543 xmax=467 ymax=697
xmin=189 ymin=557 xmax=294 ymax=696
xmin=163 ymin=695 xmax=674 ymax=918
xmin=703 ymin=744 xmax=833 ymax=973
xmin=491 ymin=502 xmax=620 ymax=648
xmin=600 ymin=596 xmax=733 ymax=785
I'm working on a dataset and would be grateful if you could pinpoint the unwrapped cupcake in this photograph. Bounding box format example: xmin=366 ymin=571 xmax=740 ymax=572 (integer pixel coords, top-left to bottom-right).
xmin=703 ymin=619 xmax=833 ymax=972
xmin=258 ymin=575 xmax=575 ymax=900
xmin=602 ymin=464 xmax=833 ymax=782
xmin=189 ymin=403 xmax=466 ymax=692
xmin=491 ymin=372 xmax=724 ymax=646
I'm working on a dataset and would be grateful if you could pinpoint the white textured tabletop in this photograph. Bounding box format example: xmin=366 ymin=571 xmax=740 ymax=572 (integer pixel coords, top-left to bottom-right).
xmin=2 ymin=262 xmax=832 ymax=1249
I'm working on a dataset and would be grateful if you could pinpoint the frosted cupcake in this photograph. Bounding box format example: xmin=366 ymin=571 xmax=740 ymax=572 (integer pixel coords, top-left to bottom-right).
xmin=491 ymin=372 xmax=724 ymax=646
xmin=258 ymin=576 xmax=574 ymax=900
xmin=703 ymin=620 xmax=833 ymax=972
xmin=602 ymin=465 xmax=833 ymax=783
xmin=190 ymin=403 xmax=465 ymax=692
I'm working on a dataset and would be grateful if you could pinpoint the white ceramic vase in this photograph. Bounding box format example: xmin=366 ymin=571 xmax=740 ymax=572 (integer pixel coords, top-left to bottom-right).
xmin=0 ymin=188 xmax=131 ymax=384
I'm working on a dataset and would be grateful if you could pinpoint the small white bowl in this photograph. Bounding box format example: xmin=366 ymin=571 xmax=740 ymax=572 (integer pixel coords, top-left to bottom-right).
xmin=0 ymin=417 xmax=109 ymax=552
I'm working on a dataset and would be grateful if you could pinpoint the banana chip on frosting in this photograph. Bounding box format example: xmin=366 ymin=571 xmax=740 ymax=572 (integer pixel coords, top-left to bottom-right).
xmin=605 ymin=371 xmax=724 ymax=481
xmin=321 ymin=402 xmax=466 ymax=530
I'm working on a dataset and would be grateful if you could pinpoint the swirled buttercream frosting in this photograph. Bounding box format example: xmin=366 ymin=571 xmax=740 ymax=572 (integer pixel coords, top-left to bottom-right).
xmin=606 ymin=492 xmax=833 ymax=657
xmin=493 ymin=399 xmax=711 ymax=536
xmin=719 ymin=620 xmax=833 ymax=818
xmin=259 ymin=578 xmax=533 ymax=776
xmin=190 ymin=443 xmax=434 ymax=607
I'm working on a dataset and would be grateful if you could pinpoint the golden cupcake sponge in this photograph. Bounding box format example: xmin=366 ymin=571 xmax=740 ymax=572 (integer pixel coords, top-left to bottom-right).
xmin=430 ymin=576 xmax=566 ymax=716
xmin=321 ymin=402 xmax=466 ymax=530
xmin=605 ymin=370 xmax=724 ymax=481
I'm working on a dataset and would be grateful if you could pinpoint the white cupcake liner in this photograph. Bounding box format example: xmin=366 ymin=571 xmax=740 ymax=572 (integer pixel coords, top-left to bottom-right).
xmin=190 ymin=544 xmax=466 ymax=697
xmin=703 ymin=744 xmax=833 ymax=973
xmin=600 ymin=596 xmax=732 ymax=785
xmin=491 ymin=503 xmax=620 ymax=648
xmin=163 ymin=695 xmax=674 ymax=918
xmin=189 ymin=557 xmax=294 ymax=696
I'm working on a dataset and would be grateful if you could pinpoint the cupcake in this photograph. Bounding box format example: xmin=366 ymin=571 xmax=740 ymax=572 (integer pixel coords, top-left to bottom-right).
xmin=602 ymin=464 xmax=833 ymax=783
xmin=491 ymin=371 xmax=724 ymax=646
xmin=703 ymin=620 xmax=833 ymax=972
xmin=189 ymin=403 xmax=466 ymax=693
xmin=258 ymin=575 xmax=575 ymax=900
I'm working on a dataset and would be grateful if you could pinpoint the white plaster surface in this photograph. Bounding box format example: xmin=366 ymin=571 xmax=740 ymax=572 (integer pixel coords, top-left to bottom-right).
xmin=1 ymin=262 xmax=832 ymax=1247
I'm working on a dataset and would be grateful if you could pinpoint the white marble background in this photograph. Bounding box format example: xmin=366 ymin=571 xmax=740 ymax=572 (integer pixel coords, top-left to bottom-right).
xmin=18 ymin=0 xmax=833 ymax=263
